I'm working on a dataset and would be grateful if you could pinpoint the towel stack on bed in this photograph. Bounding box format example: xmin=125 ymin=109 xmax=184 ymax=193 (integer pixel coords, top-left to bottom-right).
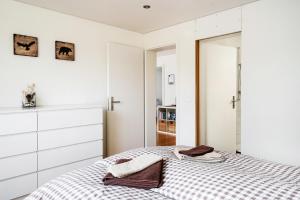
xmin=103 ymin=146 xmax=224 ymax=190
xmin=179 ymin=145 xmax=214 ymax=156
xmin=174 ymin=145 xmax=226 ymax=163
xmin=103 ymin=154 xmax=164 ymax=189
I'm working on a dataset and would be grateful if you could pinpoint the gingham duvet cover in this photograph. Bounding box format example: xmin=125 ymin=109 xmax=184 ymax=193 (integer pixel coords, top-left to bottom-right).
xmin=25 ymin=146 xmax=300 ymax=200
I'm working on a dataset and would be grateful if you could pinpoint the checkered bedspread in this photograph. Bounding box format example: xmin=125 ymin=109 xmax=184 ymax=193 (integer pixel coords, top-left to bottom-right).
xmin=25 ymin=146 xmax=300 ymax=200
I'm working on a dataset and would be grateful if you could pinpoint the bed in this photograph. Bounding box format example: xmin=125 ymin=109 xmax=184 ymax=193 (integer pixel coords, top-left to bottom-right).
xmin=25 ymin=146 xmax=300 ymax=200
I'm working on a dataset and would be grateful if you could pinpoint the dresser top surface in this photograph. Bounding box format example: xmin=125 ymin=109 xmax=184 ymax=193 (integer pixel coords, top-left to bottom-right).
xmin=0 ymin=104 xmax=104 ymax=114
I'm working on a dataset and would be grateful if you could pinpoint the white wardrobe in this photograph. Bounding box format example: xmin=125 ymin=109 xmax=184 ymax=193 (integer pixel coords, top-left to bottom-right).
xmin=0 ymin=105 xmax=105 ymax=200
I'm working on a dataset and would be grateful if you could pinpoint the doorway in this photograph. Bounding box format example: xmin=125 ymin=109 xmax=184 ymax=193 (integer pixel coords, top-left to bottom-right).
xmin=156 ymin=48 xmax=177 ymax=146
xmin=145 ymin=45 xmax=177 ymax=147
xmin=196 ymin=33 xmax=241 ymax=153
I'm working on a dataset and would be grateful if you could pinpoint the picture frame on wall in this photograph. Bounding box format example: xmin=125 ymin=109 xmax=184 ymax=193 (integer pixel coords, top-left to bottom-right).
xmin=55 ymin=41 xmax=75 ymax=61
xmin=168 ymin=74 xmax=175 ymax=85
xmin=14 ymin=34 xmax=38 ymax=57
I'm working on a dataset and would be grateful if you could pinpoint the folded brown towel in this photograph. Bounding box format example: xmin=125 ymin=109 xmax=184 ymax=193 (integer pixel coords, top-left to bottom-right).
xmin=103 ymin=159 xmax=164 ymax=189
xmin=179 ymin=145 xmax=214 ymax=157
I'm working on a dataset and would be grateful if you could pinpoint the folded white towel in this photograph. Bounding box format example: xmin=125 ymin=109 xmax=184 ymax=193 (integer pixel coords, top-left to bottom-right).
xmin=191 ymin=152 xmax=225 ymax=163
xmin=107 ymin=154 xmax=163 ymax=178
xmin=196 ymin=151 xmax=222 ymax=159
xmin=173 ymin=147 xmax=188 ymax=160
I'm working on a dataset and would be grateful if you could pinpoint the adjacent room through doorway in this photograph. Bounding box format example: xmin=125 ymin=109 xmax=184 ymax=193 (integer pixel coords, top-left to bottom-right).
xmin=145 ymin=45 xmax=177 ymax=147
xmin=155 ymin=47 xmax=177 ymax=146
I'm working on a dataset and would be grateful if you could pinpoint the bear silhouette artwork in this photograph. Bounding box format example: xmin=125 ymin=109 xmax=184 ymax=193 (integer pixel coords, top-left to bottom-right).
xmin=59 ymin=46 xmax=72 ymax=56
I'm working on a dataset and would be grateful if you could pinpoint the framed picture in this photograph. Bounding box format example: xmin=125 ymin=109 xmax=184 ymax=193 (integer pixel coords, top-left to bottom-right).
xmin=14 ymin=34 xmax=38 ymax=57
xmin=168 ymin=74 xmax=175 ymax=84
xmin=55 ymin=41 xmax=75 ymax=61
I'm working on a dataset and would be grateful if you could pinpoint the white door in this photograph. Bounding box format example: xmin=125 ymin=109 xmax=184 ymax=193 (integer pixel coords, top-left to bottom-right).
xmin=201 ymin=43 xmax=237 ymax=152
xmin=107 ymin=43 xmax=144 ymax=156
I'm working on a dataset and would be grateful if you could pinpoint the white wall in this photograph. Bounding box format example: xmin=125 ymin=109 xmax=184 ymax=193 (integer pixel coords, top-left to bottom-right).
xmin=195 ymin=7 xmax=241 ymax=40
xmin=241 ymin=0 xmax=300 ymax=166
xmin=145 ymin=50 xmax=157 ymax=147
xmin=157 ymin=49 xmax=176 ymax=106
xmin=0 ymin=0 xmax=143 ymax=107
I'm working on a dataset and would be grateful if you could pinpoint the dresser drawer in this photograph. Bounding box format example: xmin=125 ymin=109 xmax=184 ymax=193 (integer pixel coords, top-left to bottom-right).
xmin=0 ymin=173 xmax=37 ymax=200
xmin=38 ymin=125 xmax=103 ymax=150
xmin=38 ymin=141 xmax=102 ymax=170
xmin=38 ymin=108 xmax=103 ymax=131
xmin=38 ymin=157 xmax=100 ymax=186
xmin=0 ymin=153 xmax=37 ymax=181
xmin=0 ymin=112 xmax=37 ymax=136
xmin=0 ymin=133 xmax=37 ymax=159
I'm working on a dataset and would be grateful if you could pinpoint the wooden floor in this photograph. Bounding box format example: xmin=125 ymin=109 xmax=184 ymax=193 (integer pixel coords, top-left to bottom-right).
xmin=156 ymin=132 xmax=176 ymax=146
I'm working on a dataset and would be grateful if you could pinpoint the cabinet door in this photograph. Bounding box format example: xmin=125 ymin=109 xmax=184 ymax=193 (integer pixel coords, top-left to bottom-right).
xmin=38 ymin=141 xmax=102 ymax=170
xmin=38 ymin=157 xmax=99 ymax=186
xmin=0 ymin=173 xmax=37 ymax=200
xmin=38 ymin=108 xmax=103 ymax=131
xmin=0 ymin=112 xmax=37 ymax=135
xmin=0 ymin=153 xmax=37 ymax=181
xmin=38 ymin=125 xmax=102 ymax=150
xmin=0 ymin=133 xmax=37 ymax=158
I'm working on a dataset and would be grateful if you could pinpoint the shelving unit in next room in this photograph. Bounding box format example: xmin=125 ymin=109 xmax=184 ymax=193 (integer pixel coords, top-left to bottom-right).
xmin=156 ymin=106 xmax=176 ymax=146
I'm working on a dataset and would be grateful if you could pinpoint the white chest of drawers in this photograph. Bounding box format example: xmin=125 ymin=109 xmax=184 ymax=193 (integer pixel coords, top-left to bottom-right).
xmin=0 ymin=105 xmax=105 ymax=200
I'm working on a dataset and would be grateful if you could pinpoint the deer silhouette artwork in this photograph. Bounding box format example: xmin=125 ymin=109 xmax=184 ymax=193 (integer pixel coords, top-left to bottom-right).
xmin=17 ymin=41 xmax=36 ymax=51
xmin=59 ymin=46 xmax=72 ymax=56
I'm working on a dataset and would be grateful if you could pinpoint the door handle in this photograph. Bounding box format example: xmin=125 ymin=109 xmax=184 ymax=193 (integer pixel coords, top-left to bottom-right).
xmin=231 ymin=96 xmax=236 ymax=109
xmin=108 ymin=96 xmax=121 ymax=111
xmin=231 ymin=96 xmax=240 ymax=109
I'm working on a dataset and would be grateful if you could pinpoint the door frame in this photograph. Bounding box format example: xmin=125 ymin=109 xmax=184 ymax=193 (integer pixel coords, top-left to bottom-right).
xmin=195 ymin=40 xmax=200 ymax=146
xmin=195 ymin=32 xmax=241 ymax=146
xmin=144 ymin=44 xmax=177 ymax=147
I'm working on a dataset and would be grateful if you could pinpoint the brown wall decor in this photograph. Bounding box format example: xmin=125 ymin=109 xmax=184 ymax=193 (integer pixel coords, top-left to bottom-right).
xmin=55 ymin=41 xmax=75 ymax=61
xmin=14 ymin=34 xmax=38 ymax=57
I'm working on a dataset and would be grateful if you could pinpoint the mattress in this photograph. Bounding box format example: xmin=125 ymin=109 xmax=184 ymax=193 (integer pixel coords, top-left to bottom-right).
xmin=25 ymin=146 xmax=300 ymax=200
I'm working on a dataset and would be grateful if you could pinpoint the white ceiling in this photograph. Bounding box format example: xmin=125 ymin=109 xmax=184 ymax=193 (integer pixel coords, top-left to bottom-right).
xmin=15 ymin=0 xmax=257 ymax=33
